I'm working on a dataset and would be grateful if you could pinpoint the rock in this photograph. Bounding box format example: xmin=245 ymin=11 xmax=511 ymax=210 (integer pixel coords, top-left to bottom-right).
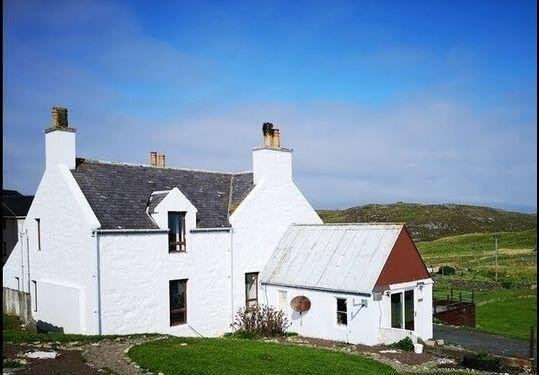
xmin=25 ymin=351 xmax=58 ymax=359
xmin=180 ymin=343 xmax=188 ymax=346
xmin=423 ymin=340 xmax=436 ymax=347
xmin=19 ymin=359 xmax=28 ymax=365
xmin=435 ymin=339 xmax=444 ymax=346
xmin=91 ymin=343 xmax=100 ymax=346
xmin=158 ymin=373 xmax=165 ymax=375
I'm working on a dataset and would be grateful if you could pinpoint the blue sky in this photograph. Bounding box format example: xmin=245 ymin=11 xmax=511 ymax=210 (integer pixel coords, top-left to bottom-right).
xmin=3 ymin=0 xmax=537 ymax=212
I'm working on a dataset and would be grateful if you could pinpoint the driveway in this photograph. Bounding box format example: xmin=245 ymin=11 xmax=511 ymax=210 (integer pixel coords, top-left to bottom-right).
xmin=433 ymin=325 xmax=534 ymax=359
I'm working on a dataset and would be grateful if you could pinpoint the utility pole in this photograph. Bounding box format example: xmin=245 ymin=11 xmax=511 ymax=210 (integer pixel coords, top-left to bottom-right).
xmin=493 ymin=235 xmax=499 ymax=282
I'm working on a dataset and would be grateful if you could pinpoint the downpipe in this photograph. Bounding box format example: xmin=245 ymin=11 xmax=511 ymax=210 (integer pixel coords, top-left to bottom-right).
xmin=92 ymin=230 xmax=102 ymax=335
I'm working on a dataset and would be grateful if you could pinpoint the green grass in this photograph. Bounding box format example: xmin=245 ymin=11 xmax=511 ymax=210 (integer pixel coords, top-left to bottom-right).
xmin=317 ymin=203 xmax=536 ymax=241
xmin=434 ymin=288 xmax=537 ymax=340
xmin=128 ymin=337 xmax=396 ymax=375
xmin=419 ymin=229 xmax=536 ymax=284
xmin=3 ymin=314 xmax=23 ymax=330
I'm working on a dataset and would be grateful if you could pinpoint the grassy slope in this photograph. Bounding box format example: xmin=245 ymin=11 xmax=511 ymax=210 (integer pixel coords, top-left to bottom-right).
xmin=318 ymin=203 xmax=536 ymax=241
xmin=128 ymin=337 xmax=396 ymax=375
xmin=417 ymin=229 xmax=537 ymax=283
xmin=433 ymin=289 xmax=537 ymax=340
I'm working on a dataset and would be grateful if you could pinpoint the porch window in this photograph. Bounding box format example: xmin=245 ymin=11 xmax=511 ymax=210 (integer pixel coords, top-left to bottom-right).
xmin=245 ymin=272 xmax=259 ymax=308
xmin=336 ymin=298 xmax=348 ymax=325
xmin=404 ymin=290 xmax=414 ymax=330
xmin=168 ymin=212 xmax=186 ymax=252
xmin=169 ymin=279 xmax=187 ymax=326
xmin=391 ymin=293 xmax=402 ymax=328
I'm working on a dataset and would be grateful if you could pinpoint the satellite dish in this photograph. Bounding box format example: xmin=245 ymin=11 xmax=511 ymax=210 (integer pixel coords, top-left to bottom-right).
xmin=290 ymin=296 xmax=311 ymax=313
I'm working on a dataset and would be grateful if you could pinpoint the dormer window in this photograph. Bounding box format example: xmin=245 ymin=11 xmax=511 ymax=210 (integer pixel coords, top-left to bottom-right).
xmin=168 ymin=212 xmax=186 ymax=252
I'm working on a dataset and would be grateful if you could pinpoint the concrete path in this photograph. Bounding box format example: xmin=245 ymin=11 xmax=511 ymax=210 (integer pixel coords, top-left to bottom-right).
xmin=433 ymin=325 xmax=534 ymax=359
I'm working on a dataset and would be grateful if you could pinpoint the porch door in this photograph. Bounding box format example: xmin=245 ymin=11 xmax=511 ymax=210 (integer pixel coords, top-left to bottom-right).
xmin=404 ymin=290 xmax=414 ymax=330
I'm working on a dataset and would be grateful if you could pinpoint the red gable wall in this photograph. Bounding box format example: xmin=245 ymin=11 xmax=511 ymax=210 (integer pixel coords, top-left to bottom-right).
xmin=374 ymin=226 xmax=431 ymax=288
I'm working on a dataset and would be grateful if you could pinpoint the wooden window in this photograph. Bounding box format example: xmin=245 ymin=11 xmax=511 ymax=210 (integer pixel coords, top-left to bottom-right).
xmin=15 ymin=277 xmax=20 ymax=291
xmin=169 ymin=279 xmax=187 ymax=326
xmin=404 ymin=290 xmax=415 ymax=330
xmin=32 ymin=280 xmax=38 ymax=312
xmin=245 ymin=272 xmax=259 ymax=308
xmin=336 ymin=298 xmax=348 ymax=325
xmin=278 ymin=290 xmax=288 ymax=311
xmin=35 ymin=218 xmax=41 ymax=251
xmin=168 ymin=212 xmax=186 ymax=252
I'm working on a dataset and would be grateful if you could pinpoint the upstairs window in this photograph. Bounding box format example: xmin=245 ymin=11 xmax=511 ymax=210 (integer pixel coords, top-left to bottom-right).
xmin=336 ymin=298 xmax=348 ymax=325
xmin=245 ymin=272 xmax=259 ymax=308
xmin=35 ymin=218 xmax=41 ymax=251
xmin=168 ymin=212 xmax=186 ymax=252
xmin=169 ymin=279 xmax=187 ymax=326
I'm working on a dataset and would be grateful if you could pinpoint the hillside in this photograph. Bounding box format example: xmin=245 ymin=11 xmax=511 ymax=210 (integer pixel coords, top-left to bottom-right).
xmin=317 ymin=202 xmax=536 ymax=241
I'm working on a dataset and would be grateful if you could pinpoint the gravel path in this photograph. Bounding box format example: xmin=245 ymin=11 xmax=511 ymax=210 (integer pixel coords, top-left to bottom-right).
xmin=81 ymin=336 xmax=160 ymax=374
xmin=434 ymin=325 xmax=534 ymax=359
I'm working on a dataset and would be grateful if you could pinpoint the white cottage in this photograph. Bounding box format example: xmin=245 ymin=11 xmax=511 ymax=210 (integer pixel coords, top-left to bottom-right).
xmin=3 ymin=107 xmax=433 ymax=346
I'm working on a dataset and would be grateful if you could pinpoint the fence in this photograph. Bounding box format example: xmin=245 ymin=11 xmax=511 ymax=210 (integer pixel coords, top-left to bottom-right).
xmin=433 ymin=289 xmax=476 ymax=327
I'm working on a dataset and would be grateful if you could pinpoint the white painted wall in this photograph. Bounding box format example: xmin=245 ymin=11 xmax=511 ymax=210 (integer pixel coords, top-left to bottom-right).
xmin=262 ymin=277 xmax=433 ymax=346
xmin=98 ymin=229 xmax=232 ymax=337
xmin=45 ymin=129 xmax=76 ymax=169
xmin=2 ymin=165 xmax=100 ymax=334
xmin=229 ymin=148 xmax=322 ymax=316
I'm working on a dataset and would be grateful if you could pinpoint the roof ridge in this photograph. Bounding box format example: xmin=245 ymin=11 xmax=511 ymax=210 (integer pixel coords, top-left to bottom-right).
xmin=76 ymin=157 xmax=252 ymax=175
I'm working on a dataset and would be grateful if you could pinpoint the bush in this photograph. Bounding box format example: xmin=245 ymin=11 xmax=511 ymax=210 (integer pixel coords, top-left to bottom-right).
xmin=231 ymin=305 xmax=290 ymax=338
xmin=438 ymin=265 xmax=457 ymax=276
xmin=461 ymin=352 xmax=503 ymax=372
xmin=388 ymin=337 xmax=414 ymax=351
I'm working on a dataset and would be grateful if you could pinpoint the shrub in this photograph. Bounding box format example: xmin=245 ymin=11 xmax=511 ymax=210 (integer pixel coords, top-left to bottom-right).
xmin=461 ymin=352 xmax=503 ymax=372
xmin=389 ymin=337 xmax=414 ymax=351
xmin=438 ymin=265 xmax=456 ymax=276
xmin=231 ymin=305 xmax=290 ymax=338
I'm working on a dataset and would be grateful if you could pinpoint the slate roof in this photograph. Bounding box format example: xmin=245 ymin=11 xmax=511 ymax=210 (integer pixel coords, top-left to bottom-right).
xmin=260 ymin=224 xmax=405 ymax=294
xmin=71 ymin=158 xmax=254 ymax=229
xmin=2 ymin=190 xmax=34 ymax=217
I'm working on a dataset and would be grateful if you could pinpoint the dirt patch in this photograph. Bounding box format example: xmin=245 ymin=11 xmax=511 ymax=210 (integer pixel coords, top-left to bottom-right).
xmin=3 ymin=343 xmax=98 ymax=374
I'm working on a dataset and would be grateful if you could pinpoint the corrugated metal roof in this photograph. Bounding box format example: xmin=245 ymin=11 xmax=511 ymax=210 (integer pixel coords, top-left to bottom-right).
xmin=260 ymin=223 xmax=404 ymax=294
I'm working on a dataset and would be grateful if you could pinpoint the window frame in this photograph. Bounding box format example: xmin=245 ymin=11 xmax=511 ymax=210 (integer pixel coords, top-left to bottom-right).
xmin=32 ymin=280 xmax=38 ymax=312
xmin=336 ymin=297 xmax=348 ymax=326
xmin=169 ymin=279 xmax=187 ymax=326
xmin=168 ymin=212 xmax=187 ymax=253
xmin=245 ymin=272 xmax=259 ymax=308
xmin=35 ymin=218 xmax=41 ymax=251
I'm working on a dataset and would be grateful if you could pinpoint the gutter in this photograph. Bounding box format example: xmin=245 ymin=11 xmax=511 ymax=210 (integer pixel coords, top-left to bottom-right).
xmin=260 ymin=281 xmax=372 ymax=297
xmin=95 ymin=228 xmax=168 ymax=234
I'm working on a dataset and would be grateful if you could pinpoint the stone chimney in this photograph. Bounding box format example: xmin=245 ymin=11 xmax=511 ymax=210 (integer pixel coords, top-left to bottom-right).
xmin=253 ymin=123 xmax=292 ymax=184
xmin=44 ymin=106 xmax=76 ymax=169
xmin=157 ymin=154 xmax=166 ymax=167
xmin=149 ymin=152 xmax=158 ymax=166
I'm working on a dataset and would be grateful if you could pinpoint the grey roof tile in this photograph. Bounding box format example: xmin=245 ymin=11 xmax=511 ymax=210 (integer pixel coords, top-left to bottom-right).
xmin=71 ymin=158 xmax=253 ymax=229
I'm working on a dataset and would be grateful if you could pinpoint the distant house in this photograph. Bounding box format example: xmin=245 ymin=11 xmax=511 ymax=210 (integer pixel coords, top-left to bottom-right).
xmin=2 ymin=190 xmax=33 ymax=266
xmin=3 ymin=107 xmax=433 ymax=346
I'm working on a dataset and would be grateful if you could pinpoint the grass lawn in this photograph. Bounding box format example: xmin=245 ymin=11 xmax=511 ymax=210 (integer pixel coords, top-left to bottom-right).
xmin=418 ymin=230 xmax=536 ymax=283
xmin=434 ymin=289 xmax=537 ymax=340
xmin=128 ymin=337 xmax=396 ymax=375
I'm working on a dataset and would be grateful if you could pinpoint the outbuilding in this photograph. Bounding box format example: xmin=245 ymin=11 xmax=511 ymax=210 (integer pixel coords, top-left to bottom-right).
xmin=260 ymin=223 xmax=433 ymax=346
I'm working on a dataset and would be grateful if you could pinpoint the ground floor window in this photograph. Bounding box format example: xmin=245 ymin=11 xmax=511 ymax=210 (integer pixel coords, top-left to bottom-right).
xmin=391 ymin=290 xmax=414 ymax=330
xmin=31 ymin=280 xmax=37 ymax=312
xmin=278 ymin=290 xmax=287 ymax=311
xmin=245 ymin=272 xmax=259 ymax=308
xmin=169 ymin=279 xmax=187 ymax=326
xmin=336 ymin=298 xmax=348 ymax=325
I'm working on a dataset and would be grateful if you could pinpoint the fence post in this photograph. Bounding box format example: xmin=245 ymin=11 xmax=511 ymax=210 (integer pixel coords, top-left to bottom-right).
xmin=450 ymin=288 xmax=453 ymax=300
xmin=471 ymin=290 xmax=475 ymax=302
xmin=459 ymin=292 xmax=462 ymax=302
xmin=530 ymin=325 xmax=535 ymax=360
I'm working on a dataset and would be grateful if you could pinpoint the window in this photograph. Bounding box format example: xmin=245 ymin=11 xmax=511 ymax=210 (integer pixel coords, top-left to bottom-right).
xmin=2 ymin=217 xmax=6 ymax=229
xmin=32 ymin=280 xmax=38 ymax=312
xmin=245 ymin=272 xmax=259 ymax=307
xmin=168 ymin=212 xmax=186 ymax=252
xmin=169 ymin=279 xmax=187 ymax=326
xmin=2 ymin=242 xmax=6 ymax=256
xmin=404 ymin=290 xmax=415 ymax=330
xmin=391 ymin=291 xmax=415 ymax=330
xmin=336 ymin=298 xmax=347 ymax=325
xmin=278 ymin=290 xmax=288 ymax=311
xmin=15 ymin=277 xmax=20 ymax=291
xmin=391 ymin=292 xmax=403 ymax=329
xmin=35 ymin=218 xmax=41 ymax=251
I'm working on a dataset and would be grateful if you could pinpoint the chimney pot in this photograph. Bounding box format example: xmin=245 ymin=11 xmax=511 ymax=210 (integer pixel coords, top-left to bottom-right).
xmin=157 ymin=154 xmax=166 ymax=167
xmin=149 ymin=152 xmax=158 ymax=166
xmin=271 ymin=128 xmax=281 ymax=148
xmin=51 ymin=106 xmax=68 ymax=128
xmin=261 ymin=122 xmax=281 ymax=149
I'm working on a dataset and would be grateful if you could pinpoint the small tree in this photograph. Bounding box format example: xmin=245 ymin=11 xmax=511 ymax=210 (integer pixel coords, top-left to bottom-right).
xmin=231 ymin=304 xmax=290 ymax=338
